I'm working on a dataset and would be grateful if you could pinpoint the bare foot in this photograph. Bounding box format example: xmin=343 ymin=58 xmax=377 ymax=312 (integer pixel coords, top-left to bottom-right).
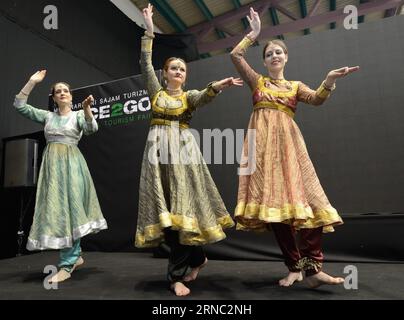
xmin=183 ymin=258 xmax=208 ymax=282
xmin=170 ymin=282 xmax=190 ymax=296
xmin=279 ymin=271 xmax=303 ymax=287
xmin=306 ymin=271 xmax=344 ymax=289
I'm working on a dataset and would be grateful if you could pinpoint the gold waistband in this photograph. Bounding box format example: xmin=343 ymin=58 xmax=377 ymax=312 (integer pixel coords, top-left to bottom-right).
xmin=253 ymin=102 xmax=295 ymax=118
xmin=150 ymin=118 xmax=189 ymax=129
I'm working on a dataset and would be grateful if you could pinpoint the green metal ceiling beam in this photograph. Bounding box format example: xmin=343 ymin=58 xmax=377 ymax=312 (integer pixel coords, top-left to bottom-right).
xmin=359 ymin=0 xmax=370 ymax=23
xmin=150 ymin=1 xmax=209 ymax=59
xmin=232 ymin=0 xmax=249 ymax=30
xmin=269 ymin=7 xmax=285 ymax=40
xmin=194 ymin=0 xmax=214 ymax=20
xmin=298 ymin=0 xmax=311 ymax=35
xmin=232 ymin=0 xmax=260 ymax=47
xmin=150 ymin=0 xmax=187 ymax=32
xmin=193 ymin=0 xmax=226 ymax=39
xmin=329 ymin=0 xmax=336 ymax=29
xmin=193 ymin=0 xmax=226 ymax=56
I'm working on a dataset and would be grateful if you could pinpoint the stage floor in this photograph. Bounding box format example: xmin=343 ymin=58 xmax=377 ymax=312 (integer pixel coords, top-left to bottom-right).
xmin=0 ymin=251 xmax=403 ymax=300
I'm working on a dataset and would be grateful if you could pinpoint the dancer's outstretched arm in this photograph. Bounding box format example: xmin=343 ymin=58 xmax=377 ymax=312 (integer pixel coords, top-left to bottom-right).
xmin=78 ymin=95 xmax=98 ymax=135
xmin=298 ymin=66 xmax=360 ymax=106
xmin=187 ymin=77 xmax=243 ymax=110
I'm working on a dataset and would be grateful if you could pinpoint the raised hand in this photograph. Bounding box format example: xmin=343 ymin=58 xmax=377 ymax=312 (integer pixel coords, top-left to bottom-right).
xmin=29 ymin=70 xmax=47 ymax=84
xmin=327 ymin=66 xmax=360 ymax=80
xmin=324 ymin=66 xmax=359 ymax=88
xmin=213 ymin=77 xmax=244 ymax=91
xmin=246 ymin=7 xmax=261 ymax=40
xmin=82 ymin=95 xmax=94 ymax=109
xmin=142 ymin=3 xmax=154 ymax=35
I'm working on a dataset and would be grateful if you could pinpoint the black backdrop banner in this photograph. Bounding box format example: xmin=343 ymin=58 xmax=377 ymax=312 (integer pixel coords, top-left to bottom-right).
xmin=49 ymin=73 xmax=161 ymax=252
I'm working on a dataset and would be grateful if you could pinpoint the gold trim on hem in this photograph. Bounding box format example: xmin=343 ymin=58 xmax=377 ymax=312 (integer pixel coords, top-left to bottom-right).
xmin=234 ymin=201 xmax=343 ymax=233
xmin=135 ymin=212 xmax=235 ymax=248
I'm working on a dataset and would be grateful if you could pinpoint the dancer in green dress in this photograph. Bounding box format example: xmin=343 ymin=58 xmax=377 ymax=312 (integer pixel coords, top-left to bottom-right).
xmin=13 ymin=70 xmax=108 ymax=283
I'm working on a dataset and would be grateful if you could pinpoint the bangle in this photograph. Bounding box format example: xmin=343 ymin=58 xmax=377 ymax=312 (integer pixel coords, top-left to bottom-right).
xmin=238 ymin=36 xmax=254 ymax=50
xmin=20 ymin=91 xmax=29 ymax=96
xmin=322 ymin=81 xmax=335 ymax=91
xmin=144 ymin=30 xmax=155 ymax=38
xmin=207 ymin=82 xmax=221 ymax=96
xmin=211 ymin=86 xmax=220 ymax=94
xmin=245 ymin=34 xmax=255 ymax=43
